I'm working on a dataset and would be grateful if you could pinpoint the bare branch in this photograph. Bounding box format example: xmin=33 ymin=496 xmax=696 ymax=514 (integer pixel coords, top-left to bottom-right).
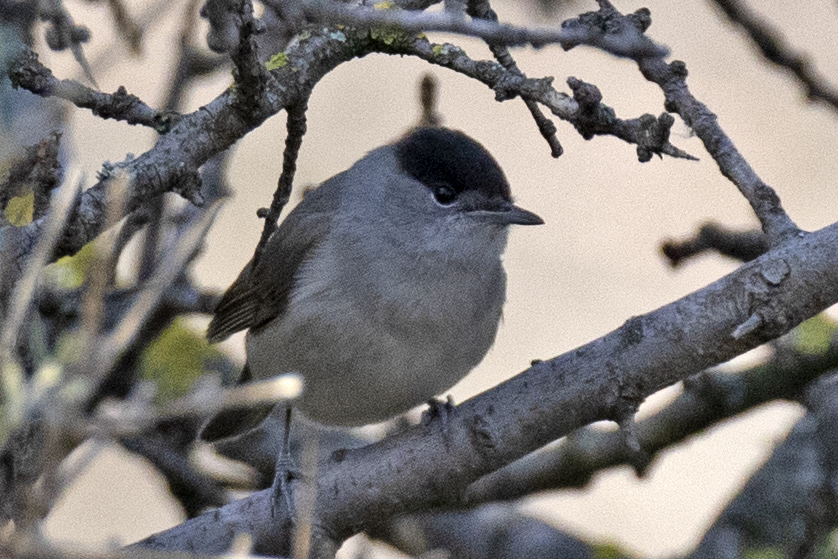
xmin=9 ymin=47 xmax=177 ymax=133
xmin=229 ymin=0 xmax=272 ymax=120
xmin=661 ymin=223 xmax=769 ymax=267
xmin=134 ymin=219 xmax=838 ymax=555
xmin=467 ymin=0 xmax=562 ymax=158
xmin=395 ymin=37 xmax=697 ymax=161
xmin=253 ymin=99 xmax=309 ymax=270
xmin=709 ymin=0 xmax=838 ymax=113
xmin=467 ymin=335 xmax=838 ymax=503
xmin=302 ymin=0 xmax=668 ymax=56
xmin=689 ymin=373 xmax=838 ymax=558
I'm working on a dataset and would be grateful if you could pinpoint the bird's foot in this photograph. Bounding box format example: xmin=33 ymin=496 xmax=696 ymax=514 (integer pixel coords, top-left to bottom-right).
xmin=422 ymin=396 xmax=457 ymax=449
xmin=270 ymin=452 xmax=300 ymax=519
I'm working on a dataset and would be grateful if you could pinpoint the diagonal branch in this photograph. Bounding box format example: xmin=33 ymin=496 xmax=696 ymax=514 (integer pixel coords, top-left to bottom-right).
xmin=709 ymin=0 xmax=838 ymax=114
xmin=467 ymin=335 xmax=838 ymax=503
xmin=9 ymin=47 xmax=177 ymax=133
xmin=688 ymin=373 xmax=838 ymax=558
xmin=133 ymin=218 xmax=838 ymax=556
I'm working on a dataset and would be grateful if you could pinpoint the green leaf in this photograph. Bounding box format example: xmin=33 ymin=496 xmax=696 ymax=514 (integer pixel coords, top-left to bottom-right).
xmin=140 ymin=318 xmax=223 ymax=402
xmin=5 ymin=191 xmax=34 ymax=226
xmin=792 ymin=314 xmax=836 ymax=355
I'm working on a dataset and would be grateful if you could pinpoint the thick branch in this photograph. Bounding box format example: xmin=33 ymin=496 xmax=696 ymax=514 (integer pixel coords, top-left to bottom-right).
xmin=467 ymin=335 xmax=838 ymax=503
xmin=135 ymin=220 xmax=838 ymax=556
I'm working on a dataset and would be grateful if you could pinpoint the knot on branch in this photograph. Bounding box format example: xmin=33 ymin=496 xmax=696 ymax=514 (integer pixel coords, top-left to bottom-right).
xmin=626 ymin=8 xmax=652 ymax=34
xmin=567 ymin=76 xmax=602 ymax=113
xmin=559 ymin=4 xmax=665 ymax=58
xmin=170 ymin=168 xmax=205 ymax=207
xmin=8 ymin=49 xmax=53 ymax=95
xmin=565 ymin=77 xmax=613 ymax=140
xmin=635 ymin=112 xmax=675 ymax=162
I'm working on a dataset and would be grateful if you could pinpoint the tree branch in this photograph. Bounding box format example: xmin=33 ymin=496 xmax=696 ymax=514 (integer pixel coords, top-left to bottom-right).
xmin=688 ymin=373 xmax=838 ymax=558
xmin=709 ymin=0 xmax=838 ymax=114
xmin=661 ymin=222 xmax=768 ymax=267
xmin=133 ymin=219 xmax=838 ymax=556
xmin=9 ymin=47 xmax=177 ymax=133
xmin=467 ymin=332 xmax=838 ymax=503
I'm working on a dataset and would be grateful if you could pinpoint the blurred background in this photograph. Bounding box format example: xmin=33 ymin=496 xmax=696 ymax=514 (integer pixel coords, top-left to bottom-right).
xmin=17 ymin=0 xmax=838 ymax=556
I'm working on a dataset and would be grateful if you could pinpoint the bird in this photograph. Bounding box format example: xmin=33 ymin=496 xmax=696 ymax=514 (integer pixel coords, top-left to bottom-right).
xmin=201 ymin=127 xmax=542 ymax=504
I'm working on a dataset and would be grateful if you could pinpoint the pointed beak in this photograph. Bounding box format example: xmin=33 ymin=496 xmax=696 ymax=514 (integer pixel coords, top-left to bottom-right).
xmin=503 ymin=204 xmax=544 ymax=226
xmin=470 ymin=204 xmax=544 ymax=226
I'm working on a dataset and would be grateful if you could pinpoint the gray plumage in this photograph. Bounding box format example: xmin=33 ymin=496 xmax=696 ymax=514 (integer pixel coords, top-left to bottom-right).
xmin=204 ymin=128 xmax=541 ymax=439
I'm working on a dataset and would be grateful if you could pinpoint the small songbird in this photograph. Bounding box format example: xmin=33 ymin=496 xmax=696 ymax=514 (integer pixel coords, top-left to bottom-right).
xmin=202 ymin=127 xmax=542 ymax=444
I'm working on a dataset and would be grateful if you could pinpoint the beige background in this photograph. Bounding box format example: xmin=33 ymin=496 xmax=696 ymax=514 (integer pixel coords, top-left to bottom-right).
xmin=34 ymin=0 xmax=838 ymax=556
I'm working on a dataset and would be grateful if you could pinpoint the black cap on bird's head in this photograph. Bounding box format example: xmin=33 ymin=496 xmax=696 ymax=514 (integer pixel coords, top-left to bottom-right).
xmin=394 ymin=127 xmax=543 ymax=226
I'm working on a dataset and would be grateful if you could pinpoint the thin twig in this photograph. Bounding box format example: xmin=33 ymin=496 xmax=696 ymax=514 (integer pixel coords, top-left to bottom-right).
xmin=303 ymin=0 xmax=668 ymax=56
xmin=91 ymin=201 xmax=224 ymax=380
xmin=253 ymin=99 xmax=309 ymax=269
xmin=398 ymin=38 xmax=697 ymax=161
xmin=467 ymin=0 xmax=562 ymax=157
xmin=9 ymin=47 xmax=177 ymax=133
xmin=709 ymin=0 xmax=838 ymax=113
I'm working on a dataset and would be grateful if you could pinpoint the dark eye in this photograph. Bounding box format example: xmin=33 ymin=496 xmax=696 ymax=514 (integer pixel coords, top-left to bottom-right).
xmin=432 ymin=184 xmax=458 ymax=206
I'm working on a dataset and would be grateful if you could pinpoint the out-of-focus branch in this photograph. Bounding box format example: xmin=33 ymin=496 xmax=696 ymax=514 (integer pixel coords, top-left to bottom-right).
xmin=104 ymin=0 xmax=144 ymax=55
xmin=709 ymin=0 xmax=838 ymax=114
xmin=466 ymin=333 xmax=838 ymax=503
xmin=688 ymin=373 xmax=838 ymax=558
xmin=661 ymin=223 xmax=769 ymax=267
xmin=39 ymin=0 xmax=97 ymax=87
xmin=370 ymin=505 xmax=597 ymax=559
xmin=120 ymin=429 xmax=227 ymax=517
xmin=301 ymin=0 xmax=668 ymax=56
xmin=9 ymin=47 xmax=177 ymax=133
xmin=0 ymin=132 xmax=63 ymax=222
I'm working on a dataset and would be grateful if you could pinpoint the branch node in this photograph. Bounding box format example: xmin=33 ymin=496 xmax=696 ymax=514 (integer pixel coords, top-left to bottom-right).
xmin=733 ymin=313 xmax=764 ymax=340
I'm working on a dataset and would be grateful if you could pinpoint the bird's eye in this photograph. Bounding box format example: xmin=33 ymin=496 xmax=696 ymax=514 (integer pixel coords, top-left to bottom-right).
xmin=432 ymin=184 xmax=458 ymax=206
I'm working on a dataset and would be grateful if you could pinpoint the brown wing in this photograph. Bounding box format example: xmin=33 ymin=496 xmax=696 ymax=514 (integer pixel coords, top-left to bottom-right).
xmin=206 ymin=185 xmax=336 ymax=344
